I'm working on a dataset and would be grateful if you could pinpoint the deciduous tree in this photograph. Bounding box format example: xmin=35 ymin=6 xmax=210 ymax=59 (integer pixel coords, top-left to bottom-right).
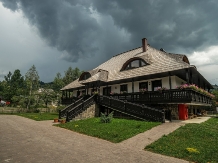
xmin=25 ymin=65 xmax=39 ymax=109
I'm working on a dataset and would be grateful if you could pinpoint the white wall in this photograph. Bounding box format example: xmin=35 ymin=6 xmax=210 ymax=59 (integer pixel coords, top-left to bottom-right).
xmin=167 ymin=76 xmax=186 ymax=89
xmin=175 ymin=76 xmax=186 ymax=88
xmin=98 ymin=76 xmax=186 ymax=94
xmin=162 ymin=77 xmax=170 ymax=89
xmin=70 ymin=76 xmax=186 ymax=95
xmin=171 ymin=76 xmax=176 ymax=89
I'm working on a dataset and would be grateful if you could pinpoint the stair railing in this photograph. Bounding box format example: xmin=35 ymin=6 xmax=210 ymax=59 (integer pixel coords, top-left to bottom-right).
xmin=59 ymin=97 xmax=83 ymax=119
xmin=66 ymin=95 xmax=96 ymax=122
xmin=98 ymin=95 xmax=165 ymax=122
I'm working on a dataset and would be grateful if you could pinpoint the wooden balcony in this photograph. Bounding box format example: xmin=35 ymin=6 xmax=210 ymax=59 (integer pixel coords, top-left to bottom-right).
xmin=61 ymin=89 xmax=212 ymax=106
xmin=110 ymin=89 xmax=212 ymax=106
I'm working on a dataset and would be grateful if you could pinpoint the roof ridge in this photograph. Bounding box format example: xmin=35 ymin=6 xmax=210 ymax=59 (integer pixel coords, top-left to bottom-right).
xmin=113 ymin=46 xmax=142 ymax=57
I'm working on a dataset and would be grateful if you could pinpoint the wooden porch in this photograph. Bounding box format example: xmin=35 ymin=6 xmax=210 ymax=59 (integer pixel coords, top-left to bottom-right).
xmin=61 ymin=89 xmax=212 ymax=106
xmin=110 ymin=89 xmax=212 ymax=105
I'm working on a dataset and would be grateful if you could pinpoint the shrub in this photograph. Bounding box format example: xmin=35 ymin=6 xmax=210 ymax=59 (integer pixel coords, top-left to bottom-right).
xmin=100 ymin=111 xmax=114 ymax=123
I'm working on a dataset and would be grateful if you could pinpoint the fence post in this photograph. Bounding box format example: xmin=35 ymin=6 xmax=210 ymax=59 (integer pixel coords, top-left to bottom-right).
xmin=124 ymin=100 xmax=126 ymax=111
xmin=162 ymin=110 xmax=165 ymax=123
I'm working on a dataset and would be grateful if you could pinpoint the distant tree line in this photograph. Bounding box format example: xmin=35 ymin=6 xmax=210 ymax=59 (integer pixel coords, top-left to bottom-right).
xmin=0 ymin=65 xmax=83 ymax=110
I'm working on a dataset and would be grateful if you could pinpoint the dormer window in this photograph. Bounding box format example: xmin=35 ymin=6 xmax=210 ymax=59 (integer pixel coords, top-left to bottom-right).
xmin=79 ymin=72 xmax=91 ymax=81
xmin=123 ymin=59 xmax=148 ymax=70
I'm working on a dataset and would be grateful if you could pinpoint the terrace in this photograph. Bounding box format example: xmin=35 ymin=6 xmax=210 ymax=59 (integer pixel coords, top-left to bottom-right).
xmin=61 ymin=88 xmax=212 ymax=106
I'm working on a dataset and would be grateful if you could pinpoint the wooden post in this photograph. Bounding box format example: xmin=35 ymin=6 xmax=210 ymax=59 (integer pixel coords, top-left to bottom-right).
xmin=95 ymin=81 xmax=97 ymax=92
xmin=132 ymin=79 xmax=134 ymax=93
xmin=186 ymin=69 xmax=190 ymax=84
xmin=86 ymin=84 xmax=89 ymax=95
xmin=190 ymin=71 xmax=193 ymax=84
xmin=99 ymin=81 xmax=101 ymax=94
xmin=198 ymin=78 xmax=200 ymax=88
xmin=169 ymin=72 xmax=172 ymax=102
xmin=85 ymin=85 xmax=87 ymax=95
xmin=168 ymin=72 xmax=172 ymax=90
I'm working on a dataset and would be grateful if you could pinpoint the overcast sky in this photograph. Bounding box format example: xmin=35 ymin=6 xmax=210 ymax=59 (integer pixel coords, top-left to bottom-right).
xmin=0 ymin=0 xmax=218 ymax=85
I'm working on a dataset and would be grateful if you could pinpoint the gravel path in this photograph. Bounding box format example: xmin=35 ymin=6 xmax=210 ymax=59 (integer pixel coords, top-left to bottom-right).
xmin=0 ymin=115 xmax=188 ymax=163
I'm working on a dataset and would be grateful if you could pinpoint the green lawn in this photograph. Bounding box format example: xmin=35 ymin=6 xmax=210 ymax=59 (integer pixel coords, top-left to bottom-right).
xmin=0 ymin=112 xmax=59 ymax=121
xmin=18 ymin=113 xmax=59 ymax=121
xmin=145 ymin=118 xmax=218 ymax=163
xmin=55 ymin=118 xmax=160 ymax=143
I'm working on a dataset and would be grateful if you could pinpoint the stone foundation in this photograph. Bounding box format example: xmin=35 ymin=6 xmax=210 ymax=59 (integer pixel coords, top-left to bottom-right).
xmin=73 ymin=103 xmax=99 ymax=121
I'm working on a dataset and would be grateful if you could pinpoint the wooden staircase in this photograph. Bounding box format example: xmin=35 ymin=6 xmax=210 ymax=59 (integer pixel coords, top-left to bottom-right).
xmin=59 ymin=95 xmax=165 ymax=123
xmin=97 ymin=95 xmax=165 ymax=122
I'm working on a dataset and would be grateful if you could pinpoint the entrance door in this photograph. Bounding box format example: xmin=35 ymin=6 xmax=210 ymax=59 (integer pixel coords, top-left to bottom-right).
xmin=103 ymin=87 xmax=111 ymax=95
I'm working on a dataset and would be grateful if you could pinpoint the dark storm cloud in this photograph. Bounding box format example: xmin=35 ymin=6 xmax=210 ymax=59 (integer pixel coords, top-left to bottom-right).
xmin=1 ymin=0 xmax=218 ymax=63
xmin=92 ymin=0 xmax=218 ymax=53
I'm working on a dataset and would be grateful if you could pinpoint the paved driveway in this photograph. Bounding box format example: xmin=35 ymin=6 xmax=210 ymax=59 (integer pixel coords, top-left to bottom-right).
xmin=0 ymin=115 xmax=188 ymax=163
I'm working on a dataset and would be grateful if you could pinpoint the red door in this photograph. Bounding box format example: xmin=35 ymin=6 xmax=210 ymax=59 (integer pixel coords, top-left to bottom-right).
xmin=178 ymin=104 xmax=188 ymax=120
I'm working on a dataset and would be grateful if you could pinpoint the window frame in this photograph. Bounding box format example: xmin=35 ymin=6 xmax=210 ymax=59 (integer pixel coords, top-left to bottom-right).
xmin=139 ymin=82 xmax=148 ymax=90
xmin=79 ymin=72 xmax=91 ymax=81
xmin=123 ymin=59 xmax=148 ymax=71
xmin=120 ymin=84 xmax=128 ymax=93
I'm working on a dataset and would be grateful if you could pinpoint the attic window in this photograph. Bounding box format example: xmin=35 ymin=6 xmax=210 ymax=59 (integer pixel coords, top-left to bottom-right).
xmin=123 ymin=59 xmax=148 ymax=70
xmin=79 ymin=72 xmax=91 ymax=81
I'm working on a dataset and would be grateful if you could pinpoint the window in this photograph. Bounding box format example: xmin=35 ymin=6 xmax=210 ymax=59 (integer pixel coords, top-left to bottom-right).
xmin=124 ymin=59 xmax=148 ymax=70
xmin=139 ymin=82 xmax=148 ymax=90
xmin=80 ymin=73 xmax=91 ymax=81
xmin=120 ymin=84 xmax=128 ymax=93
xmin=131 ymin=60 xmax=139 ymax=68
xmin=152 ymin=80 xmax=162 ymax=91
xmin=103 ymin=87 xmax=111 ymax=95
xmin=141 ymin=60 xmax=147 ymax=66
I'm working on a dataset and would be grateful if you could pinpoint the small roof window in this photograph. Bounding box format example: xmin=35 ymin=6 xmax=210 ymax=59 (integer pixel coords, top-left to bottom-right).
xmin=79 ymin=72 xmax=91 ymax=81
xmin=122 ymin=58 xmax=148 ymax=71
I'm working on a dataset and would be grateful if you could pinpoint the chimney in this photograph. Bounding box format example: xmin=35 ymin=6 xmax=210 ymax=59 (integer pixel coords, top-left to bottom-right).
xmin=142 ymin=38 xmax=147 ymax=52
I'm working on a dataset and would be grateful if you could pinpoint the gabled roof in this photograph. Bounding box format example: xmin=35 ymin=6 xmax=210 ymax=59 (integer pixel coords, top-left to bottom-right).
xmin=61 ymin=43 xmax=204 ymax=91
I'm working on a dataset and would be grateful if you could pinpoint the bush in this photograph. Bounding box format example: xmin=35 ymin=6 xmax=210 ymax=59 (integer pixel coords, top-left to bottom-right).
xmin=100 ymin=111 xmax=114 ymax=123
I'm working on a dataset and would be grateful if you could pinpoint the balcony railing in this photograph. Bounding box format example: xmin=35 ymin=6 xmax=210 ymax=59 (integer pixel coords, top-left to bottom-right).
xmin=110 ymin=89 xmax=212 ymax=105
xmin=61 ymin=89 xmax=212 ymax=105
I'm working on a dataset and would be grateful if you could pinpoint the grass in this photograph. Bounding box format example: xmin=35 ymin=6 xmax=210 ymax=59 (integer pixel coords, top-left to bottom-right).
xmin=145 ymin=118 xmax=218 ymax=163
xmin=55 ymin=117 xmax=160 ymax=143
xmin=0 ymin=112 xmax=59 ymax=121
